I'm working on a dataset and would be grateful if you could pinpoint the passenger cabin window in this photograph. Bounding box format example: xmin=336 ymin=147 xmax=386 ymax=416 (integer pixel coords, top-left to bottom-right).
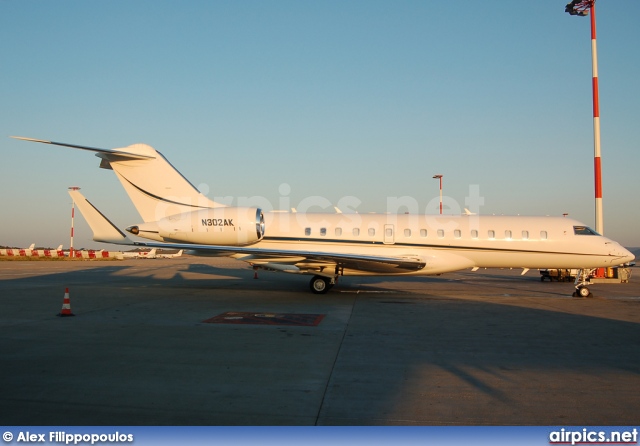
xmin=320 ymin=228 xmax=327 ymax=236
xmin=420 ymin=229 xmax=427 ymax=237
xmin=540 ymin=231 xmax=548 ymax=240
xmin=574 ymin=226 xmax=599 ymax=236
xmin=335 ymin=228 xmax=342 ymax=236
xmin=353 ymin=228 xmax=360 ymax=236
xmin=505 ymin=230 xmax=512 ymax=240
xmin=404 ymin=229 xmax=411 ymax=237
xmin=471 ymin=229 xmax=478 ymax=239
xmin=368 ymin=228 xmax=375 ymax=236
xmin=488 ymin=230 xmax=495 ymax=239
xmin=522 ymin=230 xmax=529 ymax=240
xmin=305 ymin=228 xmax=311 ymax=236
xmin=454 ymin=229 xmax=461 ymax=239
xmin=437 ymin=229 xmax=444 ymax=238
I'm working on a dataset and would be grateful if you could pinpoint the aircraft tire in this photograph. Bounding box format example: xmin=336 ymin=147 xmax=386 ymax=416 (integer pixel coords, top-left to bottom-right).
xmin=310 ymin=276 xmax=331 ymax=294
xmin=577 ymin=286 xmax=591 ymax=298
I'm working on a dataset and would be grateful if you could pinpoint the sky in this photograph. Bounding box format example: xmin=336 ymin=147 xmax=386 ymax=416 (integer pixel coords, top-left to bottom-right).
xmin=1 ymin=0 xmax=639 ymax=249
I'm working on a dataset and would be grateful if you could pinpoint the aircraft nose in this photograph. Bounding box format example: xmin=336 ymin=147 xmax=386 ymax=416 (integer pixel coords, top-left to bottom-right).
xmin=614 ymin=245 xmax=635 ymax=264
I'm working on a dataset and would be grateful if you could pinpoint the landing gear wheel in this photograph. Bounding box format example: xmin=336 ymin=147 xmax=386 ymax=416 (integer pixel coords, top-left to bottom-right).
xmin=576 ymin=286 xmax=591 ymax=298
xmin=573 ymin=268 xmax=594 ymax=298
xmin=310 ymin=276 xmax=332 ymax=294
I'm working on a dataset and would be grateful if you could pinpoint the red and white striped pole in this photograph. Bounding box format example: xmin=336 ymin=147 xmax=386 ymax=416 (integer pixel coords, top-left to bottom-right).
xmin=69 ymin=187 xmax=81 ymax=258
xmin=589 ymin=2 xmax=604 ymax=235
xmin=566 ymin=0 xmax=603 ymax=234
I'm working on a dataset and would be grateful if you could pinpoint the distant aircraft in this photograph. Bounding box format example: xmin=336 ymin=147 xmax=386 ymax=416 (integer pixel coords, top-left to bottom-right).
xmin=122 ymin=249 xmax=157 ymax=259
xmin=138 ymin=248 xmax=157 ymax=259
xmin=12 ymin=136 xmax=635 ymax=297
xmin=121 ymin=248 xmax=182 ymax=259
xmin=24 ymin=243 xmax=36 ymax=257
xmin=157 ymin=249 xmax=183 ymax=259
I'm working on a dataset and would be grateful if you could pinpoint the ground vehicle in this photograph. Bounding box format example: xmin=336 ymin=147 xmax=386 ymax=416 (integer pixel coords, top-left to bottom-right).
xmin=540 ymin=269 xmax=578 ymax=282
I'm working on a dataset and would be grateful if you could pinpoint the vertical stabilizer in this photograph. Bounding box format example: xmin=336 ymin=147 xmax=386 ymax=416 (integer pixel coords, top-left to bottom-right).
xmin=99 ymin=144 xmax=224 ymax=222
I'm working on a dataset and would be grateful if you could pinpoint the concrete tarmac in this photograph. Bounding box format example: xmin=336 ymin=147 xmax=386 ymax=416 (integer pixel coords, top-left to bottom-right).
xmin=1 ymin=257 xmax=638 ymax=425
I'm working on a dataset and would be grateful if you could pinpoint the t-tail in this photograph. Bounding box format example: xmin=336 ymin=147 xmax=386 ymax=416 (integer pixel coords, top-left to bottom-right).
xmin=11 ymin=136 xmax=225 ymax=222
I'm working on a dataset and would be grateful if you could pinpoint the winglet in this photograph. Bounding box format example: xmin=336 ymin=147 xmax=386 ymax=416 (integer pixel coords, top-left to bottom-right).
xmin=68 ymin=190 xmax=133 ymax=245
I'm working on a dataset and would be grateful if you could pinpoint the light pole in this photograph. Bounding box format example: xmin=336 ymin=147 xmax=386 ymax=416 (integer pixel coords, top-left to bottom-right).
xmin=433 ymin=175 xmax=443 ymax=215
xmin=565 ymin=0 xmax=603 ymax=234
xmin=68 ymin=186 xmax=81 ymax=258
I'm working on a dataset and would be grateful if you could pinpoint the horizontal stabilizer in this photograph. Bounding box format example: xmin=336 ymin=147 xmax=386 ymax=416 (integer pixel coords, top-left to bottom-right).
xmin=68 ymin=190 xmax=133 ymax=245
xmin=12 ymin=135 xmax=223 ymax=222
xmin=10 ymin=136 xmax=155 ymax=160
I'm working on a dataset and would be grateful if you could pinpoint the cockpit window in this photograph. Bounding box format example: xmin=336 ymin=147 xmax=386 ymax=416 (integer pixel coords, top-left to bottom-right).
xmin=574 ymin=226 xmax=600 ymax=236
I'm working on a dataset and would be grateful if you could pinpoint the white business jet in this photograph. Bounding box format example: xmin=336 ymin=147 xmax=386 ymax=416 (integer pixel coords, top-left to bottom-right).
xmin=157 ymin=250 xmax=183 ymax=259
xmin=122 ymin=249 xmax=157 ymax=259
xmin=11 ymin=136 xmax=634 ymax=296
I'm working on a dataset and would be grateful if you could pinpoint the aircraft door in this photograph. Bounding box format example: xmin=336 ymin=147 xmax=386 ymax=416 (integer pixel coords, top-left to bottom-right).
xmin=383 ymin=224 xmax=395 ymax=244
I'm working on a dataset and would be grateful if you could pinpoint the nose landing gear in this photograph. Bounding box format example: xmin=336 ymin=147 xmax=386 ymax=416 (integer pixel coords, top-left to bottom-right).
xmin=573 ymin=268 xmax=594 ymax=298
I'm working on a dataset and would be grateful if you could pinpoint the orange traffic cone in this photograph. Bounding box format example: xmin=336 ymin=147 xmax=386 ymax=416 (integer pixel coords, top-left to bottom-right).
xmin=57 ymin=288 xmax=75 ymax=317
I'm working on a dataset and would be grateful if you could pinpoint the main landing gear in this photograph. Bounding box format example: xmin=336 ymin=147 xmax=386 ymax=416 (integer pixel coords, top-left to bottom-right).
xmin=309 ymin=275 xmax=336 ymax=294
xmin=573 ymin=268 xmax=594 ymax=298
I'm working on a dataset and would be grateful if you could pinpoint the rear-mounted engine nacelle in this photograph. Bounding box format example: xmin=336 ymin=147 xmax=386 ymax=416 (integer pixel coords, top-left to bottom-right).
xmin=128 ymin=207 xmax=265 ymax=246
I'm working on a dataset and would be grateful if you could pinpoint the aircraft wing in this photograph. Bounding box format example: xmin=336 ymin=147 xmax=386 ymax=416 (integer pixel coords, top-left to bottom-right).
xmin=132 ymin=241 xmax=426 ymax=273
